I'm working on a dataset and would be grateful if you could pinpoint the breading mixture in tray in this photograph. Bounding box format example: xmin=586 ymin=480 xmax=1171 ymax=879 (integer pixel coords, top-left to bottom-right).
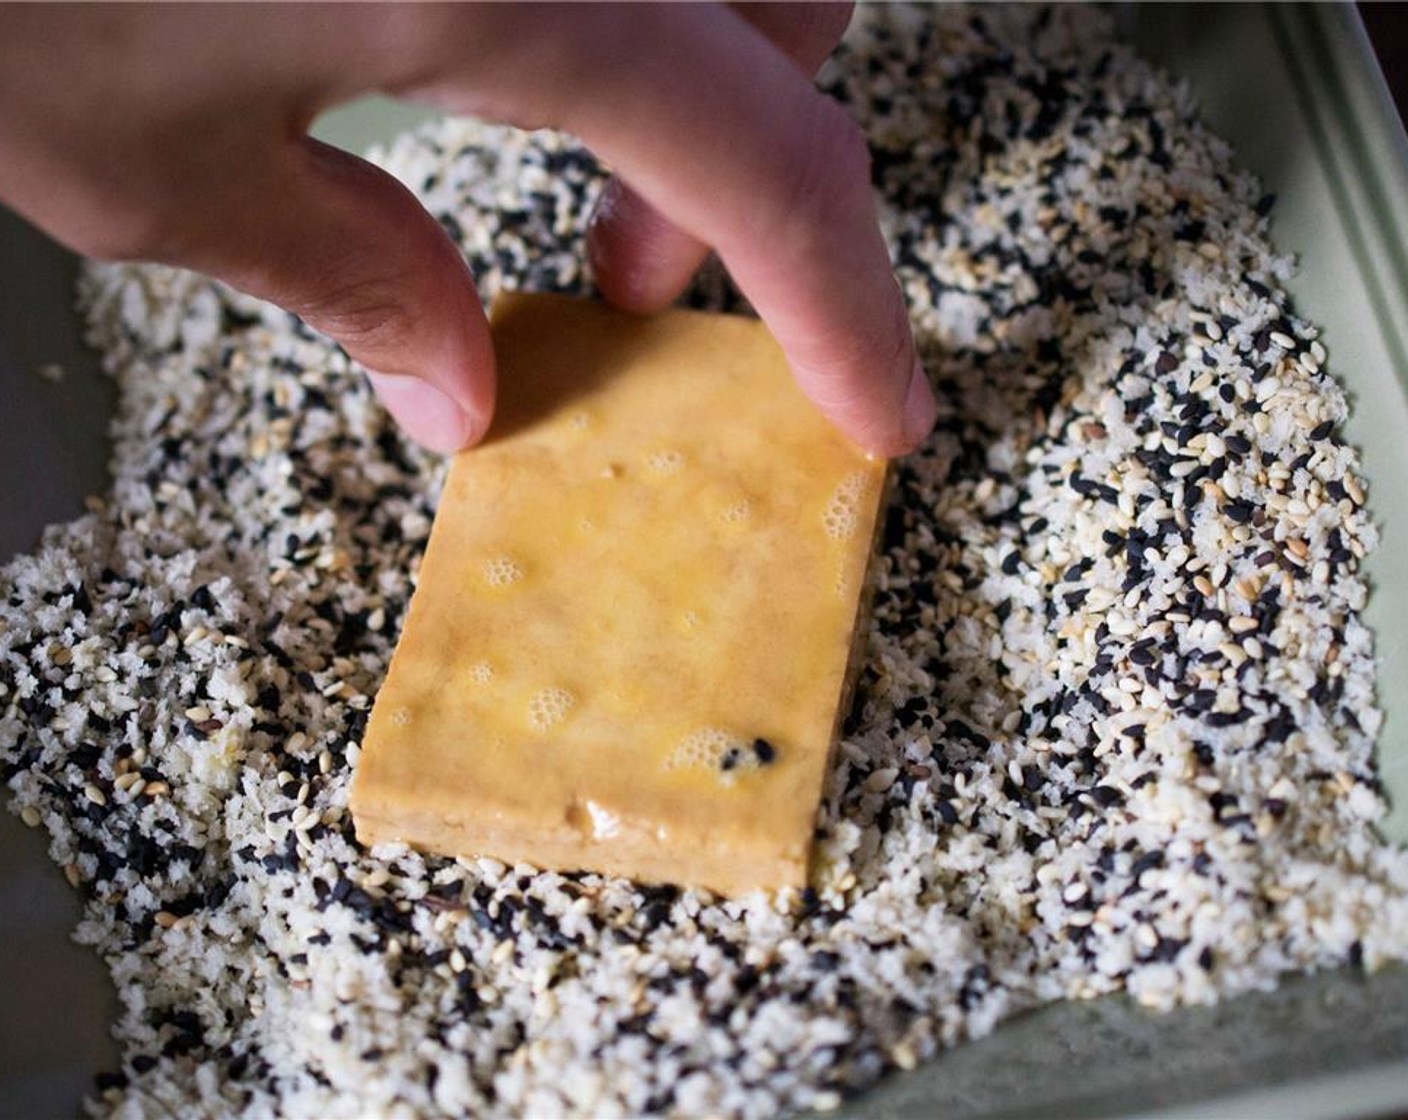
xmin=2 ymin=6 xmax=1405 ymax=1118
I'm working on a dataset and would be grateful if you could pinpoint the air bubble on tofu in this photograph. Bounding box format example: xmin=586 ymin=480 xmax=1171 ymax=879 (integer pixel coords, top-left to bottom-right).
xmin=666 ymin=728 xmax=778 ymax=785
xmin=644 ymin=449 xmax=686 ymax=475
xmin=823 ymin=472 xmax=868 ymax=540
xmin=719 ymin=497 xmax=753 ymax=526
xmin=527 ymin=687 xmax=574 ymax=733
xmin=482 ymin=556 xmax=524 ymax=588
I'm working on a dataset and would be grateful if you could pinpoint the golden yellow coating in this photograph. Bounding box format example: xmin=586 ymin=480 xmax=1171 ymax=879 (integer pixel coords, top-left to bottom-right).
xmin=349 ymin=293 xmax=888 ymax=895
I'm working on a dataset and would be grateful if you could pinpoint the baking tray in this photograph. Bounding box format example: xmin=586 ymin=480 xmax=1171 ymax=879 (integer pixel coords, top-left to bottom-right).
xmin=2 ymin=4 xmax=1406 ymax=1117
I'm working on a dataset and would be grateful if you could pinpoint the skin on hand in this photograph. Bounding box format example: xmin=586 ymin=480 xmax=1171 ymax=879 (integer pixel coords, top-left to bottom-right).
xmin=0 ymin=2 xmax=937 ymax=457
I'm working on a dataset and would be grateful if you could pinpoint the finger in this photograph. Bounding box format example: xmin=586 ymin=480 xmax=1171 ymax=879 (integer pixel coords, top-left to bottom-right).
xmin=171 ymin=138 xmax=493 ymax=455
xmin=728 ymin=1 xmax=854 ymax=72
xmin=587 ymin=1 xmax=853 ymax=314
xmin=587 ymin=178 xmax=703 ymax=314
xmin=417 ymin=4 xmax=934 ymax=455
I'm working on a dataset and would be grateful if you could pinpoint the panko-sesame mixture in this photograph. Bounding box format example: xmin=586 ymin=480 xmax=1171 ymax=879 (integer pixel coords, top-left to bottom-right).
xmin=3 ymin=5 xmax=1407 ymax=1118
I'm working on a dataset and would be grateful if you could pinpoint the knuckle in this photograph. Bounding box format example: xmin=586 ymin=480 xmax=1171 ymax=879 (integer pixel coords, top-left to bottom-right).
xmin=804 ymin=2 xmax=855 ymax=55
xmin=58 ymin=224 xmax=145 ymax=264
xmin=800 ymin=292 xmax=915 ymax=449
xmin=100 ymin=210 xmax=187 ymax=263
xmin=816 ymin=288 xmax=913 ymax=383
xmin=299 ymin=275 xmax=418 ymax=357
xmin=39 ymin=181 xmax=183 ymax=263
xmin=737 ymin=2 xmax=853 ymax=66
xmin=767 ymin=99 xmax=872 ymax=250
xmin=874 ymin=293 xmax=918 ymax=379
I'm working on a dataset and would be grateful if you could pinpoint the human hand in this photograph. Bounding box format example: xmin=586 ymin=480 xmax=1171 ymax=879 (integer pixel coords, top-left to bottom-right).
xmin=0 ymin=2 xmax=936 ymax=457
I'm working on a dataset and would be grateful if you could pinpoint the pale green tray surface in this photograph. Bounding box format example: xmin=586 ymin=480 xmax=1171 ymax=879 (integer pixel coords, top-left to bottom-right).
xmin=1131 ymin=2 xmax=1408 ymax=850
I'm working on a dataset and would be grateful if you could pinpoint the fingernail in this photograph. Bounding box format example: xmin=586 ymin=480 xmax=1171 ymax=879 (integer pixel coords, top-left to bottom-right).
xmin=901 ymin=357 xmax=938 ymax=449
xmin=367 ymin=373 xmax=477 ymax=454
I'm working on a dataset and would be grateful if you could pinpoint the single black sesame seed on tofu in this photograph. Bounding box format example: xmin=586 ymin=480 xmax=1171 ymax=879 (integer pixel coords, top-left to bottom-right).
xmin=752 ymin=738 xmax=776 ymax=765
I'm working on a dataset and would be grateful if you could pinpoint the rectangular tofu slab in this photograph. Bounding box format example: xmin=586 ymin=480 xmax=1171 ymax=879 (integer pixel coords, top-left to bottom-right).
xmin=349 ymin=293 xmax=888 ymax=895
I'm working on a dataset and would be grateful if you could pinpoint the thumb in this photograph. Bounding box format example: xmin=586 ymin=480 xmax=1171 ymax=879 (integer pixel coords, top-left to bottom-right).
xmin=176 ymin=137 xmax=494 ymax=454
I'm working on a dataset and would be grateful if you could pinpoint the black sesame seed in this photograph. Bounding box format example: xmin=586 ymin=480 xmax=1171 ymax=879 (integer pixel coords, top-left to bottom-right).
xmin=1225 ymin=500 xmax=1254 ymax=524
